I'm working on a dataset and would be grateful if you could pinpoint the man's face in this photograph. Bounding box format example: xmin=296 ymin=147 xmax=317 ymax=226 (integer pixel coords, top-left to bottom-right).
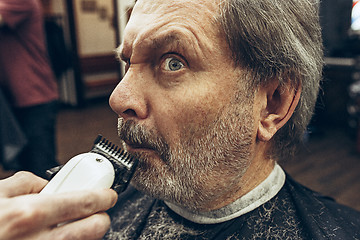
xmin=109 ymin=0 xmax=257 ymax=211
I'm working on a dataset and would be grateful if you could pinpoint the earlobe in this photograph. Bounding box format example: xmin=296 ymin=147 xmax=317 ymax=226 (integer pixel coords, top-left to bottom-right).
xmin=257 ymin=81 xmax=301 ymax=142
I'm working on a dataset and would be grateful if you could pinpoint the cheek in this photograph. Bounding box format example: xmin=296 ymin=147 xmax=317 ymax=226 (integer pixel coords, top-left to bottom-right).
xmin=155 ymin=87 xmax=230 ymax=142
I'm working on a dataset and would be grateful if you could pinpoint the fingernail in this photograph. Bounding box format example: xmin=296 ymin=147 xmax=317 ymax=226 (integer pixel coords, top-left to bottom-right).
xmin=110 ymin=190 xmax=118 ymax=207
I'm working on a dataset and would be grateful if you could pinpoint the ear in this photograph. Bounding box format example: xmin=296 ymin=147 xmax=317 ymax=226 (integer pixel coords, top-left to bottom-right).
xmin=257 ymin=80 xmax=301 ymax=142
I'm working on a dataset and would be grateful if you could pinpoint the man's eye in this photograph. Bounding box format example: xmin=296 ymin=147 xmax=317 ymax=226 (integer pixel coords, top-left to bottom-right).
xmin=164 ymin=57 xmax=184 ymax=71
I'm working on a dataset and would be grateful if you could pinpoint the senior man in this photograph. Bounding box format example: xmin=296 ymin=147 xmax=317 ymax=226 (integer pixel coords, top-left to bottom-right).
xmin=0 ymin=0 xmax=359 ymax=239
xmin=105 ymin=0 xmax=360 ymax=239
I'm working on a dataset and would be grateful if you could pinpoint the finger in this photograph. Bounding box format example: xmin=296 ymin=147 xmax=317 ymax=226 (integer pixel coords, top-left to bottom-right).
xmin=7 ymin=213 xmax=111 ymax=240
xmin=0 ymin=172 xmax=48 ymax=197
xmin=49 ymin=212 xmax=111 ymax=240
xmin=51 ymin=189 xmax=118 ymax=224
xmin=11 ymin=188 xmax=117 ymax=230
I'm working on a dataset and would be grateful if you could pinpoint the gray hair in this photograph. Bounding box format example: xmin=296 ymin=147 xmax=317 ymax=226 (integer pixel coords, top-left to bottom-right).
xmin=217 ymin=0 xmax=324 ymax=159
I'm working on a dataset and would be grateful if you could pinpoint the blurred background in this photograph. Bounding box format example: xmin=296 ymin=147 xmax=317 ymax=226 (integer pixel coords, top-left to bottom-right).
xmin=0 ymin=0 xmax=359 ymax=211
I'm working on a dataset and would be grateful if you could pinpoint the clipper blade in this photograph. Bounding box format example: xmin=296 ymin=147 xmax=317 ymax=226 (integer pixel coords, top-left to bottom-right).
xmin=91 ymin=135 xmax=138 ymax=194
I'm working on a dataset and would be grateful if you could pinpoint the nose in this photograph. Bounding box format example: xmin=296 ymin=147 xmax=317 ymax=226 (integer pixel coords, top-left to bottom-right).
xmin=109 ymin=69 xmax=148 ymax=120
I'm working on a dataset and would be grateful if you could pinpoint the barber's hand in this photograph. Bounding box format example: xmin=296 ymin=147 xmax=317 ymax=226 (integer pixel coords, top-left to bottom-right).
xmin=0 ymin=171 xmax=118 ymax=240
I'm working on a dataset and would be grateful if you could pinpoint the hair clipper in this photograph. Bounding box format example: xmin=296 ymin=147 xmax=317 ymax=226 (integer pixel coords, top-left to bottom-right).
xmin=40 ymin=135 xmax=138 ymax=195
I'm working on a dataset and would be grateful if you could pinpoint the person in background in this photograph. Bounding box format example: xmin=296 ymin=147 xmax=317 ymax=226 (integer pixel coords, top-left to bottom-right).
xmin=0 ymin=0 xmax=59 ymax=178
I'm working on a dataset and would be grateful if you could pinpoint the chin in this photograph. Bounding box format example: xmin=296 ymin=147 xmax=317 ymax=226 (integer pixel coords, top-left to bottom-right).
xmin=130 ymin=163 xmax=210 ymax=211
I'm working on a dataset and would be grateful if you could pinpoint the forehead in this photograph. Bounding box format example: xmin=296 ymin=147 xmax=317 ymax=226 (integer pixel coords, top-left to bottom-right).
xmin=120 ymin=0 xmax=221 ymax=57
xmin=134 ymin=0 xmax=218 ymax=15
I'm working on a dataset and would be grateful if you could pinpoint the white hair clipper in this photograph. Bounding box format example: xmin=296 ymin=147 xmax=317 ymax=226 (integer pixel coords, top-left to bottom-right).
xmin=40 ymin=135 xmax=138 ymax=194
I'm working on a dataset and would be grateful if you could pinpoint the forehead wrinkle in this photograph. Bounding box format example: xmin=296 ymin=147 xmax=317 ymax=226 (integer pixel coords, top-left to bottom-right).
xmin=135 ymin=0 xmax=221 ymax=33
xmin=130 ymin=22 xmax=217 ymax=67
xmin=122 ymin=0 xmax=224 ymax=67
xmin=137 ymin=0 xmax=220 ymax=17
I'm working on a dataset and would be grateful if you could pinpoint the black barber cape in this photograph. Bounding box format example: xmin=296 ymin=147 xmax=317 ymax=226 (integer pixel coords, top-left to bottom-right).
xmin=105 ymin=165 xmax=360 ymax=239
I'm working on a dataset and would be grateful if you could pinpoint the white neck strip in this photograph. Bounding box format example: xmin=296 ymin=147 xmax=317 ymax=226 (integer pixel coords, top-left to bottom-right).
xmin=165 ymin=163 xmax=285 ymax=224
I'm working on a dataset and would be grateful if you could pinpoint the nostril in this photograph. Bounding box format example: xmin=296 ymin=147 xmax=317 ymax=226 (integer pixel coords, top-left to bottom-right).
xmin=109 ymin=79 xmax=148 ymax=120
xmin=123 ymin=109 xmax=137 ymax=117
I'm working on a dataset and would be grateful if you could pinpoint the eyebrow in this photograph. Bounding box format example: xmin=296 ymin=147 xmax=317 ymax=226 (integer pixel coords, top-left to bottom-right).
xmin=117 ymin=31 xmax=191 ymax=62
xmin=148 ymin=33 xmax=183 ymax=51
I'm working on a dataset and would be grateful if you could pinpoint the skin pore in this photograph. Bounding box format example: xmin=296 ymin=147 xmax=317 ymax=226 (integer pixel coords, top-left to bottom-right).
xmin=109 ymin=0 xmax=279 ymax=212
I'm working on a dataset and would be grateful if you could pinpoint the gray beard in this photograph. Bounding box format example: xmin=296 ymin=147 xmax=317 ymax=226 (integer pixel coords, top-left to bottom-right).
xmin=118 ymin=94 xmax=254 ymax=211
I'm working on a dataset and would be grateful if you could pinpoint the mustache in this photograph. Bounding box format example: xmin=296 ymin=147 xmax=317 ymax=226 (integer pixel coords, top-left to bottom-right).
xmin=117 ymin=118 xmax=170 ymax=161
